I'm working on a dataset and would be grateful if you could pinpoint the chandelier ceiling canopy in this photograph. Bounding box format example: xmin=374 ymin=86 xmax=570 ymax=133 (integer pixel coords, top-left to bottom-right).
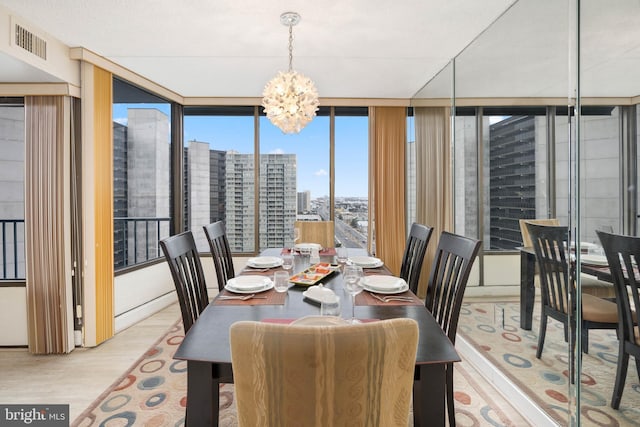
xmin=262 ymin=12 xmax=319 ymax=134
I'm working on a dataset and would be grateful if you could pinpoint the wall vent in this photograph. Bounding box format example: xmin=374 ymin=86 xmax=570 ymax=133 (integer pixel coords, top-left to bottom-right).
xmin=14 ymin=23 xmax=47 ymax=60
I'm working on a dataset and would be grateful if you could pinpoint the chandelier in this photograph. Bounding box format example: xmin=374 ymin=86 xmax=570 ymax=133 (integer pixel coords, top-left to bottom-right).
xmin=262 ymin=12 xmax=319 ymax=134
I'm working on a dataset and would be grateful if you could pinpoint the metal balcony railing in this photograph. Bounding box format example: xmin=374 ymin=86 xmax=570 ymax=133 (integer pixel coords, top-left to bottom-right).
xmin=0 ymin=219 xmax=25 ymax=280
xmin=114 ymin=217 xmax=171 ymax=269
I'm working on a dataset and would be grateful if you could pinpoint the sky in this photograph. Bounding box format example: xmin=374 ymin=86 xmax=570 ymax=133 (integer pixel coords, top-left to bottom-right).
xmin=114 ymin=104 xmax=369 ymax=199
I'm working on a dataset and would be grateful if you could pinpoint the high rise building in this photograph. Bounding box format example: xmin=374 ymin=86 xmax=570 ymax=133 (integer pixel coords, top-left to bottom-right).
xmin=297 ymin=190 xmax=310 ymax=213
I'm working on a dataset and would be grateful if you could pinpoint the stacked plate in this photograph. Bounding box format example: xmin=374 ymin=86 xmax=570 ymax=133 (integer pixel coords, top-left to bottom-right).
xmin=225 ymin=276 xmax=273 ymax=294
xmin=246 ymin=256 xmax=283 ymax=269
xmin=294 ymin=243 xmax=323 ymax=252
xmin=580 ymin=254 xmax=608 ymax=266
xmin=349 ymin=256 xmax=384 ymax=268
xmin=361 ymin=276 xmax=409 ymax=294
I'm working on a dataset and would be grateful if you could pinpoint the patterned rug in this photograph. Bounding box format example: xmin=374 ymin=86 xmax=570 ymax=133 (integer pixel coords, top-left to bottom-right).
xmin=458 ymin=301 xmax=640 ymax=427
xmin=72 ymin=317 xmax=528 ymax=426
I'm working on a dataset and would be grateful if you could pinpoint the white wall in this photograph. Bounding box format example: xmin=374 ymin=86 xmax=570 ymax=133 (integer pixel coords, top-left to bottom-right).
xmin=0 ymin=287 xmax=28 ymax=345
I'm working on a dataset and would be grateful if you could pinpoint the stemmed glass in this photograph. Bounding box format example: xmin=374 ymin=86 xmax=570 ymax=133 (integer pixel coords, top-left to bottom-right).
xmin=343 ymin=265 xmax=364 ymax=324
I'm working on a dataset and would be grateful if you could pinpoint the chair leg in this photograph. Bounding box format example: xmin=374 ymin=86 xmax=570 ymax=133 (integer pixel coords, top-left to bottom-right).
xmin=536 ymin=314 xmax=547 ymax=359
xmin=446 ymin=363 xmax=456 ymax=427
xmin=611 ymin=345 xmax=630 ymax=409
xmin=581 ymin=328 xmax=589 ymax=354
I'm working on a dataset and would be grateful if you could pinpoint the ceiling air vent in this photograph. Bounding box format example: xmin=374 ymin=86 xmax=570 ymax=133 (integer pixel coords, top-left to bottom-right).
xmin=14 ymin=23 xmax=47 ymax=60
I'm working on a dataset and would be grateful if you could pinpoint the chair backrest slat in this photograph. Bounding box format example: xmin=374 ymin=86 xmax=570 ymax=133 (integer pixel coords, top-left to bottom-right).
xmin=203 ymin=221 xmax=235 ymax=291
xmin=598 ymin=230 xmax=640 ymax=345
xmin=400 ymin=223 xmax=433 ymax=294
xmin=425 ymin=231 xmax=481 ymax=343
xmin=159 ymin=231 xmax=209 ymax=333
xmin=527 ymin=223 xmax=574 ymax=315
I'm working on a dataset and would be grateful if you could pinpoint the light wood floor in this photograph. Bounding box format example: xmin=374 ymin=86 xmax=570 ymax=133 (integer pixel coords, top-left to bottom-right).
xmin=0 ymin=301 xmax=533 ymax=426
xmin=0 ymin=303 xmax=182 ymax=422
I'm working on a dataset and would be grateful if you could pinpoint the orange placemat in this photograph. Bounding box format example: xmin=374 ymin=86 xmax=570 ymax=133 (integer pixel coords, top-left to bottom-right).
xmin=213 ymin=288 xmax=286 ymax=305
xmin=363 ymin=266 xmax=393 ymax=276
xmin=355 ymin=290 xmax=423 ymax=306
xmin=239 ymin=266 xmax=285 ymax=276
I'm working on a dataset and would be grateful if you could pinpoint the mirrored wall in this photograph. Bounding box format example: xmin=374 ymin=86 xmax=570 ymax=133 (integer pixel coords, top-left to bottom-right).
xmin=412 ymin=0 xmax=640 ymax=424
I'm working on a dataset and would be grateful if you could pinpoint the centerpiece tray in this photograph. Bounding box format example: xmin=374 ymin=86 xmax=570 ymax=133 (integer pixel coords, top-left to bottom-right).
xmin=289 ymin=262 xmax=338 ymax=286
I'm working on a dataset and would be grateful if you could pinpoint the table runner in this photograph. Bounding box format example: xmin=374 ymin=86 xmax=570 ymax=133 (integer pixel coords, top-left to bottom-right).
xmin=213 ymin=288 xmax=286 ymax=306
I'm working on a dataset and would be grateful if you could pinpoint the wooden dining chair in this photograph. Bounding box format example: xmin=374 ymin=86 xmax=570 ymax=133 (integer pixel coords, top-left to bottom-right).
xmin=159 ymin=231 xmax=209 ymax=333
xmin=230 ymin=318 xmax=419 ymax=427
xmin=294 ymin=220 xmax=335 ymax=248
xmin=526 ymin=223 xmax=618 ymax=361
xmin=597 ymin=230 xmax=640 ymax=409
xmin=203 ymin=220 xmax=235 ymax=291
xmin=424 ymin=231 xmax=481 ymax=427
xmin=399 ymin=222 xmax=433 ymax=294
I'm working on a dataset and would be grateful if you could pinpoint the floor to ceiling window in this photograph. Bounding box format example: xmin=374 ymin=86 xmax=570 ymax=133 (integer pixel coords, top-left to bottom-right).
xmin=334 ymin=107 xmax=369 ymax=249
xmin=0 ymin=98 xmax=25 ymax=280
xmin=183 ymin=106 xmax=256 ymax=253
xmin=112 ymin=78 xmax=172 ymax=270
xmin=259 ymin=108 xmax=330 ymax=251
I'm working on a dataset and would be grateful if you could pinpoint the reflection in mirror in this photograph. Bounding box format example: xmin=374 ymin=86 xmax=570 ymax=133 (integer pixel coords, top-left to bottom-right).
xmin=409 ymin=0 xmax=640 ymax=424
xmin=411 ymin=0 xmax=640 ymax=421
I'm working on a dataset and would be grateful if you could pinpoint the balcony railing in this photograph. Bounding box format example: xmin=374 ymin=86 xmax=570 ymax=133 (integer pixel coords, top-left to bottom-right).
xmin=1 ymin=219 xmax=25 ymax=280
xmin=114 ymin=217 xmax=171 ymax=269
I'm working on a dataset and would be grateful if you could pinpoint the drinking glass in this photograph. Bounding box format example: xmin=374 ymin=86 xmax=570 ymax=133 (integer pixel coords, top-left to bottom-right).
xmin=281 ymin=253 xmax=294 ymax=272
xmin=273 ymin=271 xmax=290 ymax=293
xmin=336 ymin=246 xmax=348 ymax=273
xmin=320 ymin=294 xmax=341 ymax=317
xmin=343 ymin=265 xmax=364 ymax=323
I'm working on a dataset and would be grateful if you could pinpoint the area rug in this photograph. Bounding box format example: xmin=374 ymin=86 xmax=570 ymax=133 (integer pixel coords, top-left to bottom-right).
xmin=458 ymin=301 xmax=640 ymax=426
xmin=72 ymin=317 xmax=527 ymax=427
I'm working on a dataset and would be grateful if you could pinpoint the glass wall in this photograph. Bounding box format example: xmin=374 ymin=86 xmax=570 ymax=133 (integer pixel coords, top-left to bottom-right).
xmin=0 ymin=98 xmax=25 ymax=280
xmin=259 ymin=109 xmax=330 ymax=251
xmin=181 ymin=106 xmax=370 ymax=254
xmin=334 ymin=107 xmax=369 ymax=249
xmin=183 ymin=107 xmax=256 ymax=253
xmin=112 ymin=78 xmax=172 ymax=269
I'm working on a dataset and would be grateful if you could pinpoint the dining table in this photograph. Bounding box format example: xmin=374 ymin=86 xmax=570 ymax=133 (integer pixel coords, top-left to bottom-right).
xmin=174 ymin=247 xmax=460 ymax=427
xmin=518 ymin=246 xmax=614 ymax=330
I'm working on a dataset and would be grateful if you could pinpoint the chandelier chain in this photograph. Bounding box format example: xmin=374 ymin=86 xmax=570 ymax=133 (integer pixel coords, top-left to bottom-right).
xmin=288 ymin=24 xmax=294 ymax=72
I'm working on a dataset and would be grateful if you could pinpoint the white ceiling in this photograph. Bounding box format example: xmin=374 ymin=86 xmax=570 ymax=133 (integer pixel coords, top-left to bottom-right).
xmin=1 ymin=0 xmax=639 ymax=100
xmin=0 ymin=0 xmax=517 ymax=99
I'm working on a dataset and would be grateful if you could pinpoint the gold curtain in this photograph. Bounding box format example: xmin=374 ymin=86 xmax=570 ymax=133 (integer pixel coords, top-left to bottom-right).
xmin=25 ymin=96 xmax=71 ymax=354
xmin=414 ymin=107 xmax=453 ymax=297
xmin=370 ymin=106 xmax=406 ymax=276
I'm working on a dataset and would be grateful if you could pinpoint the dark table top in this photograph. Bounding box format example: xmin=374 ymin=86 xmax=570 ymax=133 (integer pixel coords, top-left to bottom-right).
xmin=174 ymin=248 xmax=460 ymax=366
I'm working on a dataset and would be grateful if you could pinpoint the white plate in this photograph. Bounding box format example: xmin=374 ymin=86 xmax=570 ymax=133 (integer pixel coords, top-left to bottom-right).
xmin=295 ymin=243 xmax=323 ymax=252
xmin=290 ymin=316 xmax=349 ymax=326
xmin=225 ymin=276 xmax=273 ymax=293
xmin=349 ymin=256 xmax=384 ymax=268
xmin=571 ymin=241 xmax=598 ymax=250
xmin=580 ymin=254 xmax=608 ymax=266
xmin=362 ymin=275 xmax=407 ymax=292
xmin=246 ymin=256 xmax=283 ymax=268
xmin=363 ymin=282 xmax=409 ymax=295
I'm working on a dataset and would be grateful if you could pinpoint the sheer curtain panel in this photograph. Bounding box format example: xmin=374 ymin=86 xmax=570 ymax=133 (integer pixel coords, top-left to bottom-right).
xmin=415 ymin=107 xmax=453 ymax=297
xmin=25 ymin=96 xmax=73 ymax=354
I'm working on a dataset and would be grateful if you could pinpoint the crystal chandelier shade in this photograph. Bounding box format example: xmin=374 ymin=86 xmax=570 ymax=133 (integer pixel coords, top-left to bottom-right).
xmin=262 ymin=12 xmax=319 ymax=134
